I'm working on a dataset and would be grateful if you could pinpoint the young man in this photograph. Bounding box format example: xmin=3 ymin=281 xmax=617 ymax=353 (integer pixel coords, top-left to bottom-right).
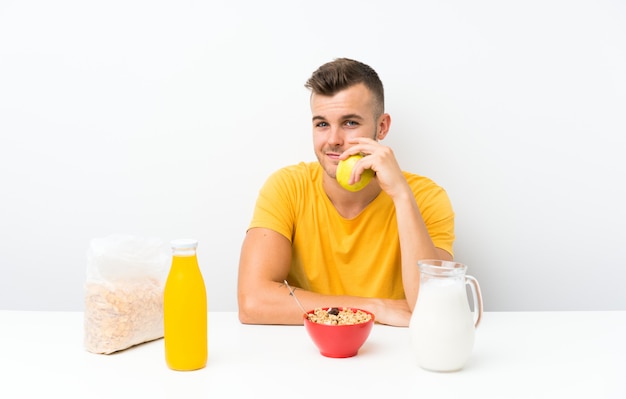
xmin=237 ymin=58 xmax=455 ymax=327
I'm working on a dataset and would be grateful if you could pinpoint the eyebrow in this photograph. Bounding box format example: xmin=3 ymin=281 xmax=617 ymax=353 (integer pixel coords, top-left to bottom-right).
xmin=312 ymin=113 xmax=364 ymax=122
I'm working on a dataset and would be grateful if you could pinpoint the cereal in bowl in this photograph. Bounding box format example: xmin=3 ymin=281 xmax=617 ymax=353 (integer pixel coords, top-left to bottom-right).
xmin=306 ymin=307 xmax=372 ymax=325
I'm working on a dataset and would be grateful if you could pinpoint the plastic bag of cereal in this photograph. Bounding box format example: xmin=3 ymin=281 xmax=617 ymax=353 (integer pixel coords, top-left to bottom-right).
xmin=84 ymin=234 xmax=169 ymax=354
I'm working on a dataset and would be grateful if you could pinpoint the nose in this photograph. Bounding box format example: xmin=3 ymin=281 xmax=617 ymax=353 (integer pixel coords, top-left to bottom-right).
xmin=327 ymin=126 xmax=343 ymax=147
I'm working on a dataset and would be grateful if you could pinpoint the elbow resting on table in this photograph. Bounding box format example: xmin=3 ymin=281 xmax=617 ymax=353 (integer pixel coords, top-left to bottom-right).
xmin=237 ymin=292 xmax=261 ymax=325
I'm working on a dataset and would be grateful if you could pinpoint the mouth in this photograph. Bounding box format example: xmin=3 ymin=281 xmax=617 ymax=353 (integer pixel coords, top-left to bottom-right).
xmin=325 ymin=151 xmax=341 ymax=162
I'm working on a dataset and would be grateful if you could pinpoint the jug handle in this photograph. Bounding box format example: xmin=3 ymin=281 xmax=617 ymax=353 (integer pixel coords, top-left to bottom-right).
xmin=465 ymin=275 xmax=483 ymax=328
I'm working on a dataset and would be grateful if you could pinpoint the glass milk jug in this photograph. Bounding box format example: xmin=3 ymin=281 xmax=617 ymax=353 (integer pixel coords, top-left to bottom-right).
xmin=409 ymin=260 xmax=483 ymax=372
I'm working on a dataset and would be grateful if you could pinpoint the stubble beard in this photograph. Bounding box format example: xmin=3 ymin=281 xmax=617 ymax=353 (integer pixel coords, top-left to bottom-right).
xmin=316 ymin=146 xmax=341 ymax=180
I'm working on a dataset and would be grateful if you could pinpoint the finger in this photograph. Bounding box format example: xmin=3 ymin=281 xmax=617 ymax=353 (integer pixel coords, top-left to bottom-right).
xmin=347 ymin=137 xmax=377 ymax=145
xmin=339 ymin=139 xmax=381 ymax=160
xmin=350 ymin=155 xmax=377 ymax=184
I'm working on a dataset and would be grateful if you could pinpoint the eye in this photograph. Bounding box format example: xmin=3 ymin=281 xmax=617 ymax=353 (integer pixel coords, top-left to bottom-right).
xmin=345 ymin=120 xmax=359 ymax=127
xmin=315 ymin=121 xmax=329 ymax=128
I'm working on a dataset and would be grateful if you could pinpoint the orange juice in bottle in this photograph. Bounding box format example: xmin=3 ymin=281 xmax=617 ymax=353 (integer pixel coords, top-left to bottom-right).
xmin=164 ymin=239 xmax=207 ymax=371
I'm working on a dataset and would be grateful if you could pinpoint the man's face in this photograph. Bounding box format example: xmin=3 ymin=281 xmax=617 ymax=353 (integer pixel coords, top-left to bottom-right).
xmin=310 ymin=83 xmax=379 ymax=179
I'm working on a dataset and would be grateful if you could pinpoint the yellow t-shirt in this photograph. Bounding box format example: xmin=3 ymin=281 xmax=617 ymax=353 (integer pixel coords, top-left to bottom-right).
xmin=248 ymin=162 xmax=455 ymax=300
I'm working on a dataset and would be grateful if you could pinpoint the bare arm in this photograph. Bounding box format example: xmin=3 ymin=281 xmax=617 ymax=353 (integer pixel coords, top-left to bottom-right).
xmin=237 ymin=227 xmax=411 ymax=326
xmin=342 ymin=138 xmax=454 ymax=311
xmin=392 ymin=187 xmax=453 ymax=311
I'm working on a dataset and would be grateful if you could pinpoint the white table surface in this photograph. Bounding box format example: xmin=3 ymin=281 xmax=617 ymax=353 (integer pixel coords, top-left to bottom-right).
xmin=1 ymin=310 xmax=624 ymax=398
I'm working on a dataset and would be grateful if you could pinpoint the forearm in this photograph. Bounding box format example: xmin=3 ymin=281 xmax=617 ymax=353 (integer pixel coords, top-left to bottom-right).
xmin=392 ymin=186 xmax=443 ymax=311
xmin=238 ymin=280 xmax=308 ymax=325
xmin=238 ymin=280 xmax=409 ymax=326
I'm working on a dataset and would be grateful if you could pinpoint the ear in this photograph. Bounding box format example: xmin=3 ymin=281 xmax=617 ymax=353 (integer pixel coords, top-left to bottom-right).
xmin=376 ymin=113 xmax=392 ymax=140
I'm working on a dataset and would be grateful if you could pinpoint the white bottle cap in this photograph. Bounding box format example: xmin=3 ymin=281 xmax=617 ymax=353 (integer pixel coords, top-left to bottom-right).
xmin=171 ymin=238 xmax=198 ymax=249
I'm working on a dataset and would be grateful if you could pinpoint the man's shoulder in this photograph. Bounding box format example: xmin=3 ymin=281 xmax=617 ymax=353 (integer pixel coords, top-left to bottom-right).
xmin=271 ymin=162 xmax=321 ymax=179
xmin=402 ymin=171 xmax=439 ymax=186
xmin=261 ymin=162 xmax=322 ymax=192
xmin=402 ymin=171 xmax=448 ymax=197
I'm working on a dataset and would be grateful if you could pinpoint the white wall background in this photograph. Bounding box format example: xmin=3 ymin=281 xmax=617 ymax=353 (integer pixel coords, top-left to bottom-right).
xmin=1 ymin=0 xmax=625 ymax=312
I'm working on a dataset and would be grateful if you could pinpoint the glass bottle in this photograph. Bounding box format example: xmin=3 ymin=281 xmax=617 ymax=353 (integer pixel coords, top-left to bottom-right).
xmin=164 ymin=239 xmax=207 ymax=371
